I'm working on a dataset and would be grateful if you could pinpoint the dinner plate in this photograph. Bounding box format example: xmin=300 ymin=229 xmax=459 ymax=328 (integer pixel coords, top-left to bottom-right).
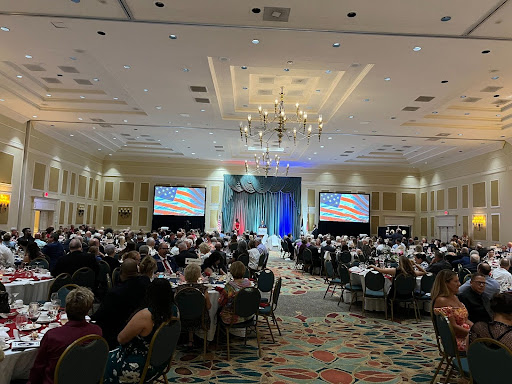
xmin=36 ymin=318 xmax=55 ymax=324
xmin=19 ymin=323 xmax=41 ymax=331
xmin=21 ymin=334 xmax=43 ymax=342
xmin=0 ymin=326 xmax=10 ymax=332
xmin=1 ymin=344 xmax=9 ymax=350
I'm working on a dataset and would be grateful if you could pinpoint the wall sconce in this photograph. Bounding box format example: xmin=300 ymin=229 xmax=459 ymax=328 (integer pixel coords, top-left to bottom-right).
xmin=77 ymin=204 xmax=85 ymax=217
xmin=472 ymin=215 xmax=486 ymax=231
xmin=0 ymin=194 xmax=9 ymax=213
xmin=118 ymin=207 xmax=132 ymax=218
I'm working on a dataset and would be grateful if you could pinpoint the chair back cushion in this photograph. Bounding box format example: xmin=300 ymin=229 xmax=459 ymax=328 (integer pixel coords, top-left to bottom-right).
xmin=71 ymin=267 xmax=95 ymax=289
xmin=468 ymin=338 xmax=512 ymax=384
xmin=272 ymin=277 xmax=282 ymax=307
xmin=30 ymin=258 xmax=49 ymax=269
xmin=149 ymin=320 xmax=181 ymax=368
xmin=339 ymin=251 xmax=352 ymax=264
xmin=48 ymin=273 xmax=72 ymax=299
xmin=257 ymin=269 xmax=275 ymax=293
xmin=112 ymin=267 xmax=121 ymax=286
xmin=54 ymin=335 xmax=109 ymax=384
xmin=420 ymin=273 xmax=435 ymax=294
xmin=234 ymin=287 xmax=261 ymax=318
xmin=365 ymin=271 xmax=385 ymax=292
xmin=435 ymin=313 xmax=458 ymax=358
xmin=303 ymin=249 xmax=312 ymax=263
xmin=97 ymin=261 xmax=110 ymax=284
xmin=338 ymin=264 xmax=351 ymax=285
xmin=57 ymin=284 xmax=79 ymax=304
xmin=174 ymin=288 xmax=206 ymax=320
xmin=393 ymin=274 xmax=416 ymax=298
xmin=281 ymin=241 xmax=289 ymax=252
xmin=238 ymin=254 xmax=249 ymax=267
xmin=325 ymin=261 xmax=334 ymax=278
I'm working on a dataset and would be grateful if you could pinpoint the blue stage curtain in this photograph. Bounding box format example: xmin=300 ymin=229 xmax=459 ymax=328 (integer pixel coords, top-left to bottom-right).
xmin=222 ymin=175 xmax=301 ymax=239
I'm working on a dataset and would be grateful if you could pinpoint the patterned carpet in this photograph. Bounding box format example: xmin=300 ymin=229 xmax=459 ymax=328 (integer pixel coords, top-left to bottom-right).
xmin=167 ymin=255 xmax=439 ymax=383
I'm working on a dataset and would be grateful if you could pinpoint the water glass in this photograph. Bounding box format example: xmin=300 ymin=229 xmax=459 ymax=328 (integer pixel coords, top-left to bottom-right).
xmin=28 ymin=302 xmax=40 ymax=324
xmin=50 ymin=292 xmax=59 ymax=303
xmin=15 ymin=313 xmax=28 ymax=330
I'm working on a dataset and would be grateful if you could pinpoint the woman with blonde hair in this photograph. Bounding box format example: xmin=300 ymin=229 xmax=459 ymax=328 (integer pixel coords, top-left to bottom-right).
xmin=432 ymin=269 xmax=472 ymax=351
xmin=175 ymin=264 xmax=211 ymax=347
xmin=139 ymin=256 xmax=157 ymax=280
xmin=218 ymin=261 xmax=252 ymax=324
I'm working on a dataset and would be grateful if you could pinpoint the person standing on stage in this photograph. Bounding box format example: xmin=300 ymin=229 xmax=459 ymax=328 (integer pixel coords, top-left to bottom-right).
xmin=234 ymin=218 xmax=241 ymax=235
xmin=259 ymin=220 xmax=266 ymax=228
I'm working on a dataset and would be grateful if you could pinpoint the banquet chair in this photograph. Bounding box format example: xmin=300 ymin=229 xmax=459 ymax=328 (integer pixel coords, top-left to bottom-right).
xmin=302 ymin=249 xmax=312 ymax=273
xmin=339 ymin=264 xmax=362 ymax=307
xmin=435 ymin=313 xmax=469 ymax=383
xmin=229 ymin=243 xmax=238 ymax=253
xmin=29 ymin=257 xmax=49 ymax=270
xmin=338 ymin=251 xmax=352 ymax=267
xmin=0 ymin=281 xmax=5 ymax=292
xmin=311 ymin=251 xmax=322 ymax=276
xmin=389 ymin=274 xmax=418 ymax=322
xmin=458 ymin=267 xmax=471 ymax=285
xmin=281 ymin=240 xmax=290 ymax=259
xmin=323 ymin=261 xmax=343 ymax=299
xmin=71 ymin=267 xmax=96 ymax=290
xmin=415 ymin=273 xmax=435 ymax=312
xmin=259 ymin=277 xmax=282 ymax=343
xmin=174 ymin=288 xmax=208 ymax=360
xmin=256 ymin=268 xmax=274 ymax=303
xmin=56 ymin=284 xmax=80 ymax=304
xmin=362 ymin=271 xmax=387 ymax=319
xmin=112 ymin=267 xmax=121 ymax=287
xmin=217 ymin=287 xmax=261 ymax=360
xmin=257 ymin=253 xmax=266 ymax=271
xmin=139 ymin=320 xmax=181 ymax=384
xmin=430 ymin=306 xmax=450 ymax=384
xmin=54 ymin=334 xmax=109 ymax=384
xmin=47 ymin=273 xmax=72 ymax=301
xmin=238 ymin=254 xmax=249 ymax=267
xmin=467 ymin=338 xmax=512 ymax=384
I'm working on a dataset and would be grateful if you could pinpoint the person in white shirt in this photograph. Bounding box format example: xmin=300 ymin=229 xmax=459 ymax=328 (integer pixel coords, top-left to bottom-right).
xmin=0 ymin=243 xmax=14 ymax=267
xmin=247 ymin=239 xmax=261 ymax=272
xmin=492 ymin=258 xmax=512 ymax=292
xmin=146 ymin=237 xmax=157 ymax=256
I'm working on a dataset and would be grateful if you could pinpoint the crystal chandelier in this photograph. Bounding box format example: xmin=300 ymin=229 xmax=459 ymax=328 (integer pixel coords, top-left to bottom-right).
xmin=245 ymin=146 xmax=290 ymax=177
xmin=239 ymin=86 xmax=323 ymax=148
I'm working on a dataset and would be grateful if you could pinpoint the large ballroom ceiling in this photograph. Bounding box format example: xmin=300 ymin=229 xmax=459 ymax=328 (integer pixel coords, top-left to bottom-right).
xmin=1 ymin=1 xmax=512 ymax=172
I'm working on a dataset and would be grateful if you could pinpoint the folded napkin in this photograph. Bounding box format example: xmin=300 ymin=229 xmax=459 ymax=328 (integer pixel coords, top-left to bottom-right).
xmin=0 ymin=331 xmax=9 ymax=339
xmin=214 ymin=286 xmax=224 ymax=292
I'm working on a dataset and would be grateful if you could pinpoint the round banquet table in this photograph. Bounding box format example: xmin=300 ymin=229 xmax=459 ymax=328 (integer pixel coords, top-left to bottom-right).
xmin=4 ymin=273 xmax=54 ymax=303
xmin=342 ymin=267 xmax=422 ymax=312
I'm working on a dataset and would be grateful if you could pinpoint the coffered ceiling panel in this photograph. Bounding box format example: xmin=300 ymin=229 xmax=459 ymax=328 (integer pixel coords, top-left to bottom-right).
xmin=0 ymin=0 xmax=127 ymax=19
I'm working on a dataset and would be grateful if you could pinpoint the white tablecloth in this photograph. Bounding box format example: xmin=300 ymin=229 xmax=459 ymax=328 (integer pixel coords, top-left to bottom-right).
xmin=2 ymin=347 xmax=38 ymax=384
xmin=5 ymin=275 xmax=54 ymax=303
xmin=195 ymin=289 xmax=220 ymax=342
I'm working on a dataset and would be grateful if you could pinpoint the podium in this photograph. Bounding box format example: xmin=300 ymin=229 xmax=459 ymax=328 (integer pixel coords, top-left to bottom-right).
xmin=257 ymin=227 xmax=268 ymax=236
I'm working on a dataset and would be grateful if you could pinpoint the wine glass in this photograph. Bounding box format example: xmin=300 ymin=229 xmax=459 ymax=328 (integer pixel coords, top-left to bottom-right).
xmin=51 ymin=293 xmax=60 ymax=306
xmin=16 ymin=313 xmax=28 ymax=331
xmin=28 ymin=302 xmax=40 ymax=326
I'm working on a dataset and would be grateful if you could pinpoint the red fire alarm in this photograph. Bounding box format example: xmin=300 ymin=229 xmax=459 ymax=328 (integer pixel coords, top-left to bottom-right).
xmin=44 ymin=192 xmax=48 ymax=197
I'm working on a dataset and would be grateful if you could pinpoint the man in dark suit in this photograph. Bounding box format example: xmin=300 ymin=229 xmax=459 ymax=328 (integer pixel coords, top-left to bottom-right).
xmin=52 ymin=238 xmax=99 ymax=277
xmin=285 ymin=234 xmax=295 ymax=260
xmin=91 ymin=259 xmax=150 ymax=349
xmin=153 ymin=242 xmax=178 ymax=273
xmin=321 ymin=239 xmax=336 ymax=255
xmin=311 ymin=224 xmax=319 ymax=239
xmin=458 ymin=272 xmax=492 ymax=324
xmin=42 ymin=232 xmax=65 ymax=272
xmin=214 ymin=242 xmax=227 ymax=265
xmin=174 ymin=242 xmax=197 ymax=268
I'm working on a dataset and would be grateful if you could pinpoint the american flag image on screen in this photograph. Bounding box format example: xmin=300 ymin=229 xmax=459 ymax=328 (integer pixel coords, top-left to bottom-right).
xmin=153 ymin=187 xmax=206 ymax=216
xmin=320 ymin=193 xmax=370 ymax=223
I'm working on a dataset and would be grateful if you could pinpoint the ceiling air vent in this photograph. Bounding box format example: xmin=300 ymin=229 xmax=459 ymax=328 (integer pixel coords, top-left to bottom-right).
xmin=426 ymin=138 xmax=441 ymax=141
xmin=415 ymin=96 xmax=435 ymax=102
xmin=90 ymin=118 xmax=105 ymax=122
xmin=382 ymin=145 xmax=392 ymax=147
xmin=140 ymin=134 xmax=150 ymax=137
xmin=58 ymin=66 xmax=79 ymax=73
xmin=344 ymin=150 xmax=354 ymax=153
xmin=120 ymin=133 xmax=131 ymax=136
xmin=263 ymin=7 xmax=291 ymax=22
xmin=194 ymin=98 xmax=210 ymax=104
xmin=190 ymin=86 xmax=208 ymax=93
xmin=402 ymin=106 xmax=420 ymax=111
xmin=74 ymin=79 xmax=93 ymax=85
xmin=462 ymin=97 xmax=481 ymax=103
xmin=288 ymin=90 xmax=303 ymax=96
xmin=99 ymin=124 xmax=113 ymax=128
xmin=214 ymin=145 xmax=224 ymax=148
xmin=42 ymin=77 xmax=62 ymax=84
xmin=259 ymin=77 xmax=274 ymax=84
xmin=481 ymin=86 xmax=503 ymax=93
xmin=292 ymin=78 xmax=308 ymax=84
xmin=436 ymin=133 xmax=451 ymax=137
xmin=258 ymin=90 xmax=273 ymax=96
xmin=23 ymin=64 xmax=46 ymax=71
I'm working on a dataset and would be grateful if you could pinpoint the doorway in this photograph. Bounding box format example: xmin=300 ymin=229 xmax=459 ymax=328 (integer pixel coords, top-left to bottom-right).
xmin=33 ymin=210 xmax=54 ymax=233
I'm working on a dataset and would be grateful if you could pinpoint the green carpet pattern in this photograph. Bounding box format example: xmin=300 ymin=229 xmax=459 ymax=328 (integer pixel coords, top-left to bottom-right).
xmin=167 ymin=255 xmax=440 ymax=383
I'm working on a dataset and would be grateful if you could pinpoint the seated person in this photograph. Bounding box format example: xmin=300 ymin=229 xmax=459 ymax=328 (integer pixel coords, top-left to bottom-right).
xmin=139 ymin=256 xmax=157 ymax=281
xmin=175 ymin=264 xmax=212 ymax=347
xmin=458 ymin=272 xmax=492 ymax=324
xmin=104 ymin=279 xmax=176 ymax=384
xmin=28 ymin=287 xmax=102 ymax=384
xmin=153 ymin=242 xmax=177 ymax=273
xmin=492 ymin=258 xmax=512 ymax=292
xmin=202 ymin=251 xmax=227 ymax=275
xmin=175 ymin=242 xmax=197 ymax=268
xmin=426 ymin=251 xmax=452 ymax=274
xmin=91 ymin=259 xmax=150 ymax=349
xmin=102 ymin=244 xmax=120 ymax=276
xmin=450 ymin=247 xmax=471 ymax=268
xmin=414 ymin=253 xmax=429 ymax=269
xmin=0 ymin=241 xmax=14 ymax=267
xmin=465 ymin=252 xmax=480 ymax=273
xmin=469 ymin=292 xmax=512 ymax=349
xmin=198 ymin=242 xmax=211 ymax=261
xmin=52 ymin=238 xmax=99 ymax=277
xmin=218 ymin=261 xmax=252 ymax=324
xmin=370 ymin=255 xmax=426 ymax=298
xmin=247 ymin=240 xmax=261 ymax=274
xmin=459 ymin=262 xmax=500 ymax=301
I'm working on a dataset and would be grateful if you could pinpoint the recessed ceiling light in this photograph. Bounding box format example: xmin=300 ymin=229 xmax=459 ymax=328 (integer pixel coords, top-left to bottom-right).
xmin=93 ymin=78 xmax=99 ymax=82
xmin=80 ymin=96 xmax=85 ymax=99
xmin=191 ymin=152 xmax=195 ymax=155
xmin=123 ymin=65 xmax=131 ymax=69
xmin=123 ymin=119 xmax=128 ymax=122
xmin=501 ymin=135 xmax=505 ymax=138
xmin=123 ymin=145 xmax=127 ymax=147
xmin=78 ymin=117 xmax=83 ymax=120
xmin=371 ymin=130 xmax=377 ymax=133
xmin=175 ymin=130 xmax=179 ymax=133
xmin=182 ymin=67 xmax=190 ymax=72
xmin=113 ymin=137 xmax=116 ymax=140
xmin=441 ymin=80 xmax=448 ymax=83
xmin=97 ymin=31 xmax=106 ymax=36
xmin=0 ymin=99 xmax=4 ymax=102
xmin=200 ymin=109 xmax=206 ymax=112
xmin=209 ymin=132 xmax=213 ymax=134
xmin=144 ymin=89 xmax=148 ymax=92
xmin=384 ymin=77 xmax=391 ymax=81
xmin=325 ymin=70 xmax=332 ymax=74
xmin=32 ymin=115 xmax=37 ymax=118
xmin=482 ymin=50 xmax=491 ymax=54
xmin=155 ymin=106 xmax=162 ymax=110
xmin=308 ymin=157 xmax=311 ymax=160
xmin=241 ymin=66 xmax=248 ymax=70
xmin=16 ymin=75 xmax=22 ymax=79
xmin=109 ymin=153 xmax=112 ymax=156
xmin=98 ymin=148 xmax=101 ymax=151
xmin=92 ymin=126 xmax=96 ymax=129
xmin=328 ymin=137 xmax=332 ymax=140
xmin=332 ymin=42 xmax=340 ymax=48
xmin=313 ymin=152 xmax=317 ymax=155
xmin=113 ymin=97 xmax=119 ymax=100
xmin=70 ymin=134 xmax=74 ymax=137
xmin=492 ymin=76 xmax=499 ymax=80
xmin=182 ymin=139 xmax=185 ymax=142
xmin=57 ymin=74 xmax=63 ymax=76
xmin=348 ymin=115 xmax=354 ymax=118
xmin=496 ymin=114 xmax=501 ymax=117
xmin=347 ymin=12 xmax=356 ymax=17
xmin=320 ymin=145 xmax=324 ymax=148
xmin=155 ymin=1 xmax=164 ymax=7
xmin=1 ymin=27 xmax=10 ymax=32
xmin=413 ymin=46 xmax=422 ymax=51
xmin=46 ymin=94 xmax=52 ymax=97
xmin=283 ymin=68 xmax=290 ymax=72
xmin=460 ymin=95 xmax=466 ymax=98
xmin=213 ymin=141 xmax=216 ymax=144
xmin=218 ymin=154 xmax=221 ymax=157
xmin=458 ymin=133 xmax=463 ymax=136
xmin=25 ymin=54 xmax=32 ymax=59
xmin=432 ymin=111 xmax=438 ymax=114
xmin=252 ymin=39 xmax=260 ymax=44
xmin=169 ymin=34 xmax=177 ymax=39
xmin=363 ymin=98 xmax=370 ymax=102
xmin=441 ymin=16 xmax=452 ymax=22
